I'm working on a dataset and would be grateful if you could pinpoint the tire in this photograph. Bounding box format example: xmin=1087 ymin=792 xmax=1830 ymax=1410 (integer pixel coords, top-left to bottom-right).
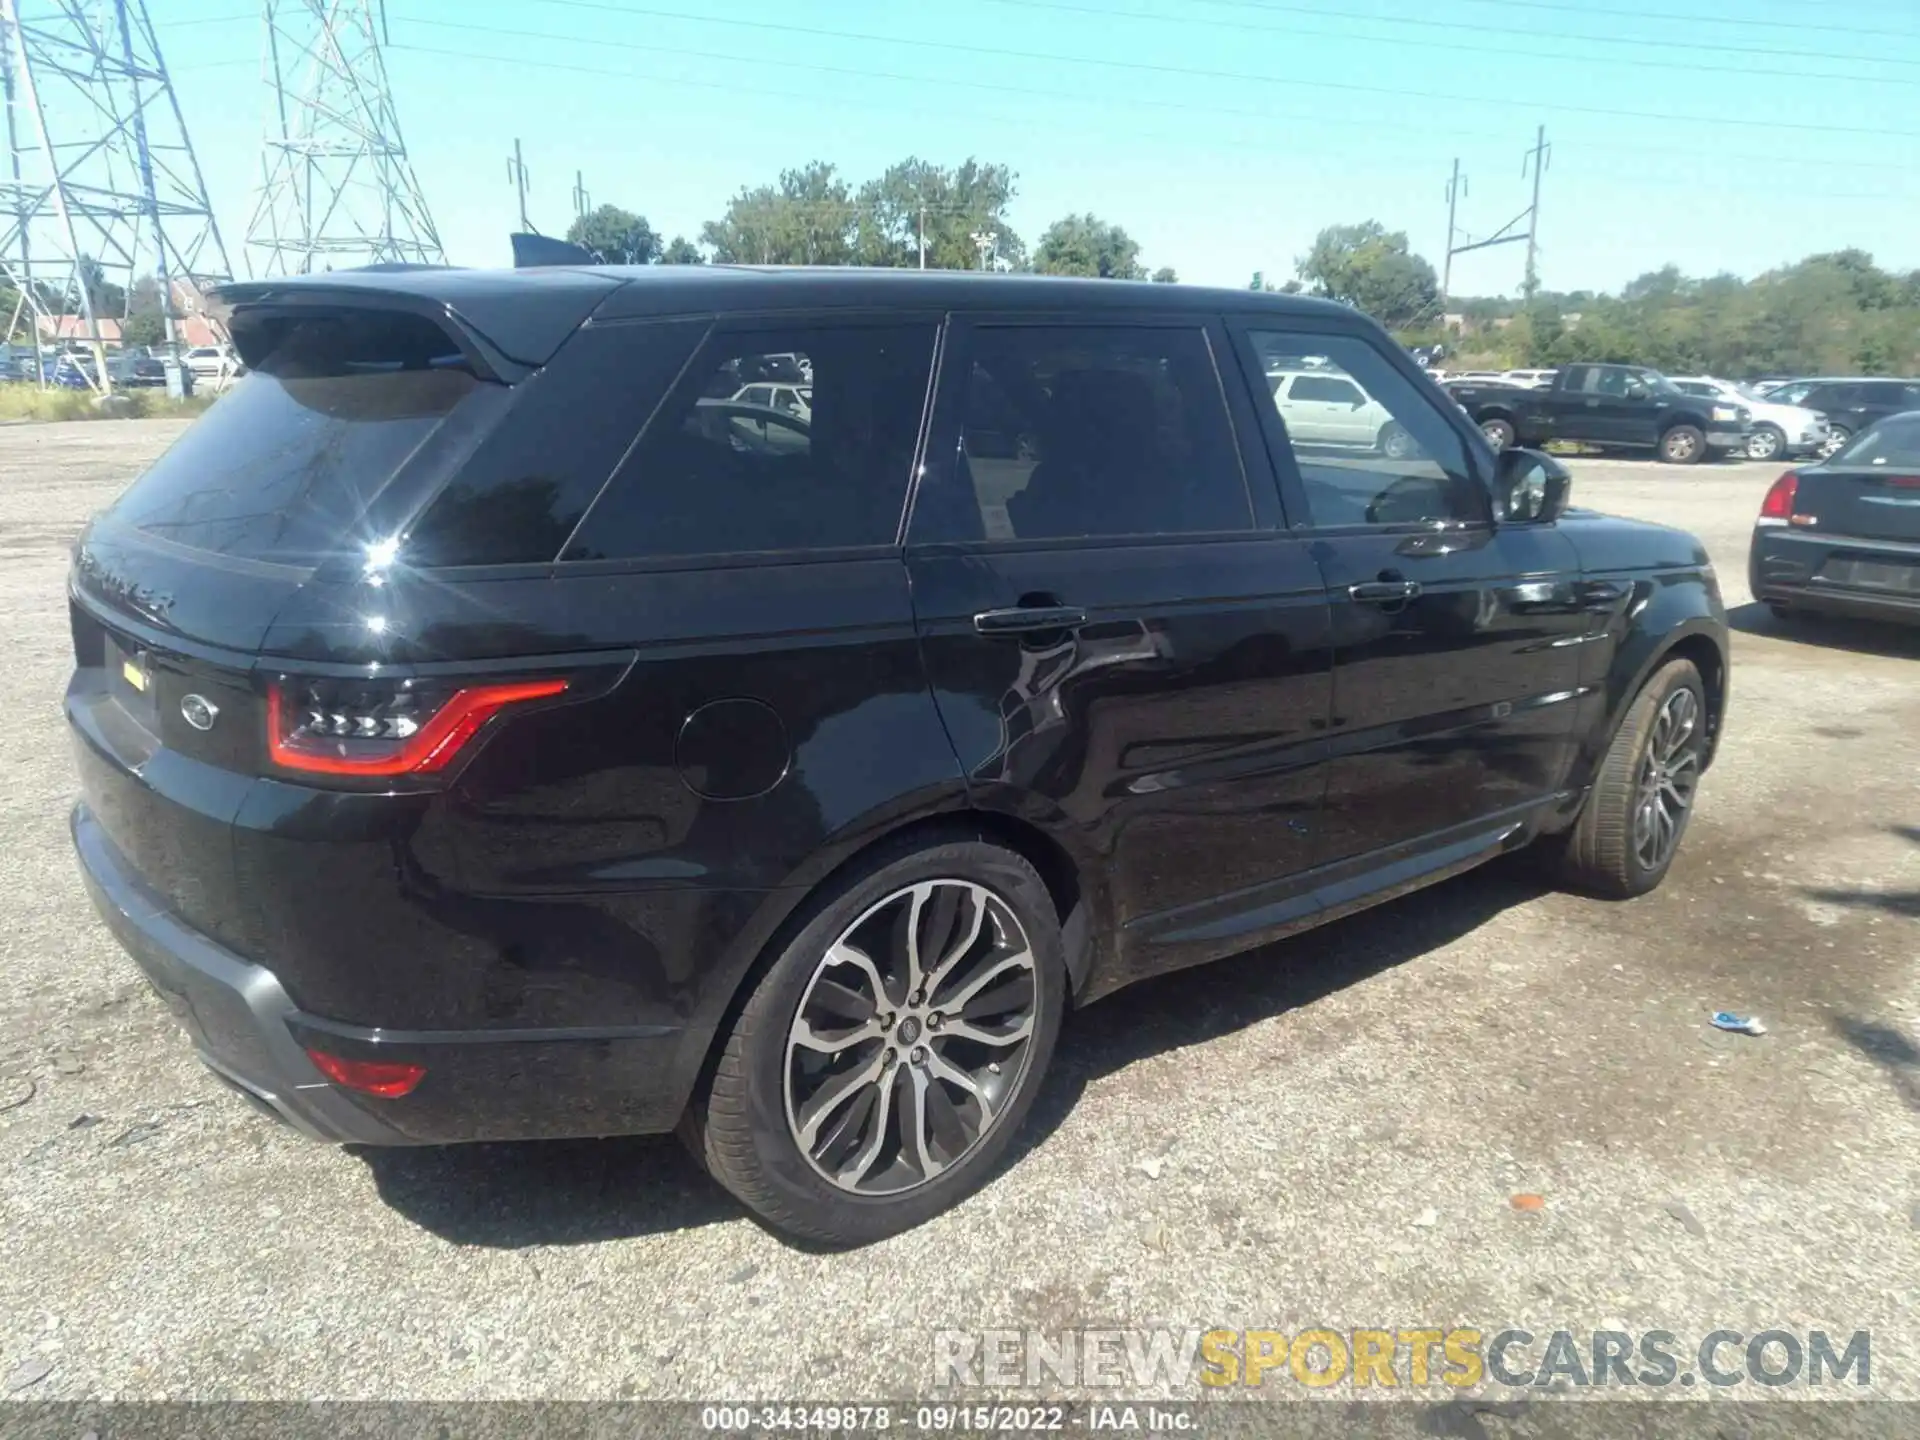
xmin=685 ymin=837 xmax=1066 ymax=1246
xmin=1819 ymin=426 xmax=1850 ymax=459
xmin=1554 ymin=658 xmax=1708 ymax=899
xmin=1480 ymin=415 xmax=1516 ymax=451
xmin=1659 ymin=425 xmax=1706 ymax=465
xmin=1379 ymin=421 xmax=1417 ymax=461
xmin=1746 ymin=424 xmax=1785 ymax=462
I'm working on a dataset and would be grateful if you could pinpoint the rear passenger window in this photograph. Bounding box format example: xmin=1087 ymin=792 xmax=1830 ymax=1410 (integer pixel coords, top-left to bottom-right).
xmin=1248 ymin=330 xmax=1485 ymax=529
xmin=919 ymin=325 xmax=1249 ymax=543
xmin=565 ymin=324 xmax=936 ymax=560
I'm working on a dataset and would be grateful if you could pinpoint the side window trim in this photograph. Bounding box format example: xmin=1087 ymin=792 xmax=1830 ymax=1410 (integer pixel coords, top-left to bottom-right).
xmin=904 ymin=312 xmax=1260 ymax=550
xmin=1224 ymin=315 xmax=1494 ymax=536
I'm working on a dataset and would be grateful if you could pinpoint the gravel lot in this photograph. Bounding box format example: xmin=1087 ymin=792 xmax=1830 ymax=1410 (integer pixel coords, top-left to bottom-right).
xmin=1 ymin=421 xmax=1916 ymax=1404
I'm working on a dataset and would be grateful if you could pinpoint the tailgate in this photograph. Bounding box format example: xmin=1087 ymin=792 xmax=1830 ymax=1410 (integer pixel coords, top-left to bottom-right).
xmin=67 ymin=599 xmax=265 ymax=951
xmin=1796 ymin=470 xmax=1920 ymax=546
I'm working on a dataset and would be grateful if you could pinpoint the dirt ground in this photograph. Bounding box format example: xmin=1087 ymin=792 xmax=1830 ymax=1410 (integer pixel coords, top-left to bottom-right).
xmin=0 ymin=421 xmax=1915 ymax=1403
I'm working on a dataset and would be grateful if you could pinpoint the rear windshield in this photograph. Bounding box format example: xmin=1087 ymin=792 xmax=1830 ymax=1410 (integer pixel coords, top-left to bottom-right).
xmin=106 ymin=310 xmax=496 ymax=566
xmin=1832 ymin=416 xmax=1920 ymax=469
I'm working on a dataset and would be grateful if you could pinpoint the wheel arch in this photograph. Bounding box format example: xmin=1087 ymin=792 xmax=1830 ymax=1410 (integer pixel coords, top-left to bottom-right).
xmin=673 ymin=802 xmax=1104 ymax=1127
xmin=1586 ymin=612 xmax=1729 ymax=787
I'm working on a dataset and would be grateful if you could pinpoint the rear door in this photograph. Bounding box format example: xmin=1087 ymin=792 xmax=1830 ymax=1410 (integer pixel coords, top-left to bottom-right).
xmin=1232 ymin=320 xmax=1592 ymax=870
xmin=905 ymin=314 xmax=1334 ymax=959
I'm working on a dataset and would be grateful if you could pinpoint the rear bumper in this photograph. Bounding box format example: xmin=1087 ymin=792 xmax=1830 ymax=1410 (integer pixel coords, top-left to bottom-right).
xmin=1749 ymin=528 xmax=1920 ymax=625
xmin=72 ymin=804 xmax=698 ymax=1145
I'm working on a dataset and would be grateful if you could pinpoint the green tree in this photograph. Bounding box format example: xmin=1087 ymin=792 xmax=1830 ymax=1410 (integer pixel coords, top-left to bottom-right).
xmin=1295 ymin=221 xmax=1439 ymax=329
xmin=851 ymin=156 xmax=1025 ymax=271
xmin=1032 ymin=213 xmax=1146 ymax=279
xmin=1151 ymin=266 xmax=1178 ymax=284
xmin=72 ymin=255 xmax=127 ymax=318
xmin=121 ymin=311 xmax=166 ymax=349
xmin=659 ymin=236 xmax=704 ymax=265
xmin=701 ymin=162 xmax=856 ymax=266
xmin=565 ymin=205 xmax=661 ymax=264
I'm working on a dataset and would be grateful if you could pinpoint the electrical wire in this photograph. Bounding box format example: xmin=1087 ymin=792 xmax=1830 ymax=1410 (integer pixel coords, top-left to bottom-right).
xmin=388 ymin=38 xmax=1910 ymax=205
xmin=488 ymin=0 xmax=1920 ymax=136
xmin=390 ymin=14 xmax=1916 ymax=171
xmin=1306 ymin=0 xmax=1920 ymax=43
xmin=974 ymin=0 xmax=1920 ymax=80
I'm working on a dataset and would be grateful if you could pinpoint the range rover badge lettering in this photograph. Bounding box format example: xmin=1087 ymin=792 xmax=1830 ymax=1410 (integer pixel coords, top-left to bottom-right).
xmin=180 ymin=694 xmax=219 ymax=731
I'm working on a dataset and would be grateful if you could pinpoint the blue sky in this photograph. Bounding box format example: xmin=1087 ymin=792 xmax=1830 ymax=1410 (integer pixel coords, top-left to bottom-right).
xmin=158 ymin=0 xmax=1920 ymax=296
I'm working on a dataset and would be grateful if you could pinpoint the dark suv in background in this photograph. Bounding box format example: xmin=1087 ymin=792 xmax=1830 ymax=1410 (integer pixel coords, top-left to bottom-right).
xmin=1764 ymin=377 xmax=1920 ymax=455
xmin=68 ymin=268 xmax=1728 ymax=1244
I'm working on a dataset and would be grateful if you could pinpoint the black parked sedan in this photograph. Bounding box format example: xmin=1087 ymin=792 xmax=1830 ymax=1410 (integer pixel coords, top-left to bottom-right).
xmin=68 ymin=266 xmax=1729 ymax=1245
xmin=1750 ymin=411 xmax=1920 ymax=625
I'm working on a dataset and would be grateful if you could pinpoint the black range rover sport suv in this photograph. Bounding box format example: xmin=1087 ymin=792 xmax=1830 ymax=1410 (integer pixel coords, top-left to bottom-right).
xmin=68 ymin=267 xmax=1728 ymax=1244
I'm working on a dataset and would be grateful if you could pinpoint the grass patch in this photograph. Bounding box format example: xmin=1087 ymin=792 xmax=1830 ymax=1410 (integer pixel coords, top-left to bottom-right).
xmin=0 ymin=386 xmax=218 ymax=424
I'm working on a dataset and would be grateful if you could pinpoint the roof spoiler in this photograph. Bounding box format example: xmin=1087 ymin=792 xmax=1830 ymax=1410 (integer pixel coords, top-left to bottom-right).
xmin=512 ymin=232 xmax=598 ymax=268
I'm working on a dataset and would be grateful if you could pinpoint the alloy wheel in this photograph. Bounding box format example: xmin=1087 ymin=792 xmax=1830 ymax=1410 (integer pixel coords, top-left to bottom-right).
xmin=1664 ymin=431 xmax=1699 ymax=463
xmin=783 ymin=880 xmax=1039 ymax=1196
xmin=1632 ymin=687 xmax=1701 ymax=872
xmin=1746 ymin=428 xmax=1781 ymax=461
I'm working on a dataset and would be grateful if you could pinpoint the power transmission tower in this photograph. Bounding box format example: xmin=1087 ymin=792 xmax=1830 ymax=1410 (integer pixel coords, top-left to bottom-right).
xmin=1 ymin=0 xmax=233 ymax=386
xmin=1441 ymin=126 xmax=1548 ymax=302
xmin=1521 ymin=123 xmax=1550 ymax=302
xmin=506 ymin=137 xmax=529 ymax=232
xmin=246 ymin=0 xmax=443 ymax=277
xmin=1440 ymin=158 xmax=1465 ymax=304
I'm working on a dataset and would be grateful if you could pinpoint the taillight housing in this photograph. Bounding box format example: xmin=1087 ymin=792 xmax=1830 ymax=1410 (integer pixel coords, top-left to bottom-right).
xmin=266 ymin=674 xmax=568 ymax=778
xmin=1756 ymin=471 xmax=1798 ymax=526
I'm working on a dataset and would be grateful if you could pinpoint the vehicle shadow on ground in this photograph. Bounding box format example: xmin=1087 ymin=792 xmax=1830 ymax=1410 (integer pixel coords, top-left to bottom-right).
xmin=358 ymin=857 xmax=1551 ymax=1249
xmin=1830 ymin=1015 xmax=1920 ymax=1114
xmin=1009 ymin=856 xmax=1550 ymax=1162
xmin=1800 ymin=824 xmax=1920 ymax=922
xmin=1727 ymin=601 xmax=1920 ymax=659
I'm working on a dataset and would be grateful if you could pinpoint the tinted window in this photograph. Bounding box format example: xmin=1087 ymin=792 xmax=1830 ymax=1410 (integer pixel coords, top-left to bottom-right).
xmin=921 ymin=325 xmax=1248 ymax=543
xmin=566 ymin=324 xmax=936 ymax=559
xmin=1288 ymin=374 xmax=1365 ymax=405
xmin=1860 ymin=382 xmax=1916 ymax=406
xmin=107 ymin=310 xmax=497 ymax=566
xmin=1833 ymin=416 xmax=1920 ymax=468
xmin=404 ymin=319 xmax=704 ymax=567
xmin=1248 ymin=329 xmax=1486 ymax=529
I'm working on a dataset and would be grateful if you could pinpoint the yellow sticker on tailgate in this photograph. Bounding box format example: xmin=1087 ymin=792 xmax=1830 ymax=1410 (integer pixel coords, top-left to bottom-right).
xmin=121 ymin=657 xmax=148 ymax=692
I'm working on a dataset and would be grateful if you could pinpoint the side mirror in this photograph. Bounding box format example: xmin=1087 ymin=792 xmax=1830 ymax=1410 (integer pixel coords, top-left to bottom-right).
xmin=1493 ymin=448 xmax=1571 ymax=524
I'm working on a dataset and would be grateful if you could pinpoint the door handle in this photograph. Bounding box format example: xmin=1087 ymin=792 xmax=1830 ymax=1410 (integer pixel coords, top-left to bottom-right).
xmin=973 ymin=605 xmax=1089 ymax=636
xmin=1347 ymin=580 xmax=1422 ymax=604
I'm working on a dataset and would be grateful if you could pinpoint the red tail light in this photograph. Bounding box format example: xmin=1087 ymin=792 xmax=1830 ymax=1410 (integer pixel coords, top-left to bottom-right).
xmin=1757 ymin=471 xmax=1798 ymax=525
xmin=267 ymin=676 xmax=568 ymax=777
xmin=305 ymin=1048 xmax=426 ymax=1098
